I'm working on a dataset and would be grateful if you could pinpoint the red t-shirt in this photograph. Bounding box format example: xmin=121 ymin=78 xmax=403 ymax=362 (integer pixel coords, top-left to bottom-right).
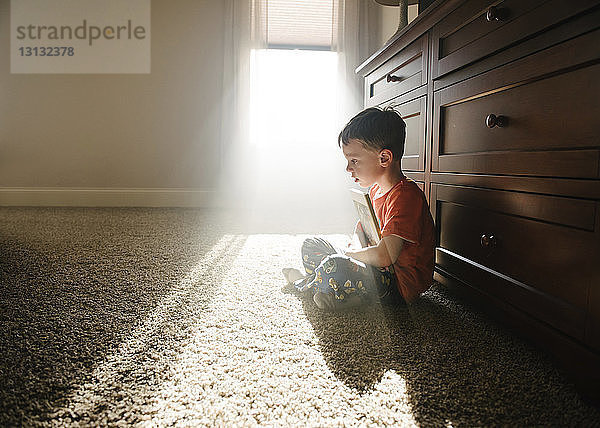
xmin=369 ymin=179 xmax=435 ymax=302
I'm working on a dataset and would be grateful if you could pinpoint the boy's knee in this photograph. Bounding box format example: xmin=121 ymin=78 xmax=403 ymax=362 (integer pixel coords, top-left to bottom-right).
xmin=301 ymin=237 xmax=338 ymax=275
xmin=301 ymin=237 xmax=336 ymax=256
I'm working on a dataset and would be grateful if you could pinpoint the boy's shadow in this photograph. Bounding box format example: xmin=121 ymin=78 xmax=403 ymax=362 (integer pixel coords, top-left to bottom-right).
xmin=294 ymin=291 xmax=411 ymax=392
xmin=289 ymin=283 xmax=599 ymax=426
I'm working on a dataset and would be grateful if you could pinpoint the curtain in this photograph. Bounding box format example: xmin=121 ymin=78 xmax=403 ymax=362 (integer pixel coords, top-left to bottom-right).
xmin=333 ymin=0 xmax=378 ymax=126
xmin=217 ymin=0 xmax=265 ymax=206
xmin=220 ymin=0 xmax=263 ymax=159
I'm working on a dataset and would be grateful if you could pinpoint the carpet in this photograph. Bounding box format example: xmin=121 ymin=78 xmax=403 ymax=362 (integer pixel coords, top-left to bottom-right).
xmin=1 ymin=207 xmax=599 ymax=426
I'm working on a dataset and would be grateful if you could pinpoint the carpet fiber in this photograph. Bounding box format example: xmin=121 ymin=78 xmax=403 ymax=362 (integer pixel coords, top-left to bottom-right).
xmin=1 ymin=207 xmax=599 ymax=426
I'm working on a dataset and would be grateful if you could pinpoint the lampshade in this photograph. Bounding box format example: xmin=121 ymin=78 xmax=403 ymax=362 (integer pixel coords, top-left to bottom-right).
xmin=373 ymin=0 xmax=419 ymax=5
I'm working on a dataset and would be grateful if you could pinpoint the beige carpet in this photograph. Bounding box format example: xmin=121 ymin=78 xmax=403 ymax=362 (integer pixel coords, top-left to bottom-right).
xmin=1 ymin=208 xmax=598 ymax=426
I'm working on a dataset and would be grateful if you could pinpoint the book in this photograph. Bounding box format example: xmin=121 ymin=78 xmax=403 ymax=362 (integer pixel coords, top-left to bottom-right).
xmin=349 ymin=188 xmax=382 ymax=247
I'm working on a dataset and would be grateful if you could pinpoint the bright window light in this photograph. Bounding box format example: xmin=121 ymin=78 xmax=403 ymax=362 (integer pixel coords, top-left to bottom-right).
xmin=250 ymin=49 xmax=338 ymax=151
xmin=246 ymin=49 xmax=355 ymax=233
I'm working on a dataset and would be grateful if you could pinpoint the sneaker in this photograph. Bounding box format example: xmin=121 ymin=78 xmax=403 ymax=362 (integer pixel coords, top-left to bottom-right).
xmin=313 ymin=292 xmax=336 ymax=310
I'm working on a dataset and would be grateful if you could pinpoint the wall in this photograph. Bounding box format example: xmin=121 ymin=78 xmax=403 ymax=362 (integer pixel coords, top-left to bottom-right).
xmin=0 ymin=0 xmax=225 ymax=206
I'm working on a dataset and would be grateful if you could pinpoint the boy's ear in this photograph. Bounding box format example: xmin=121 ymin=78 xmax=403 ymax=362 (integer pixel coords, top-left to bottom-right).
xmin=379 ymin=149 xmax=393 ymax=167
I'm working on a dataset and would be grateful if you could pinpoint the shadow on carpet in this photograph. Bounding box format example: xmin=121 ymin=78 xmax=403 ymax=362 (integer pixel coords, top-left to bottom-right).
xmin=291 ymin=283 xmax=600 ymax=426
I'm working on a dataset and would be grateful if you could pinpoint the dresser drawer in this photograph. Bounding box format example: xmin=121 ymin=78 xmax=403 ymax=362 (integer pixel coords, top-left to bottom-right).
xmin=364 ymin=34 xmax=427 ymax=107
xmin=431 ymin=0 xmax=599 ymax=79
xmin=432 ymin=183 xmax=599 ymax=339
xmin=433 ymin=53 xmax=600 ymax=178
xmin=589 ymin=274 xmax=600 ymax=351
xmin=381 ymin=96 xmax=426 ymax=172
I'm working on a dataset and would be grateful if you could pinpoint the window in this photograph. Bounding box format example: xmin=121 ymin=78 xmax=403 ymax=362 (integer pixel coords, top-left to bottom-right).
xmin=250 ymin=48 xmax=338 ymax=151
xmin=245 ymin=0 xmax=353 ymax=232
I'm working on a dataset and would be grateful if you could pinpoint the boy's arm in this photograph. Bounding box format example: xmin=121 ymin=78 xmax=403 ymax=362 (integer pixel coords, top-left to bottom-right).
xmin=345 ymin=235 xmax=404 ymax=267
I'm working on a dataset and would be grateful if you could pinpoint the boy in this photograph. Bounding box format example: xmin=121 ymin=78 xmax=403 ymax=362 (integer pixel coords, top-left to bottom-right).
xmin=283 ymin=107 xmax=435 ymax=310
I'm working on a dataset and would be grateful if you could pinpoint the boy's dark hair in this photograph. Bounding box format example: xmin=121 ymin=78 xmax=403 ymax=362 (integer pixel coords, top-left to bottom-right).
xmin=338 ymin=106 xmax=406 ymax=161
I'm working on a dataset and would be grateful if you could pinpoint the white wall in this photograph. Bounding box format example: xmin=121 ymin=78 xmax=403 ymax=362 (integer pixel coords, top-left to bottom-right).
xmin=375 ymin=4 xmax=419 ymax=48
xmin=0 ymin=0 xmax=226 ymax=206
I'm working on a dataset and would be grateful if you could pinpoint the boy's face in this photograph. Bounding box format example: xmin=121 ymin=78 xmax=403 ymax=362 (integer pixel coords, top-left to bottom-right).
xmin=342 ymin=139 xmax=384 ymax=188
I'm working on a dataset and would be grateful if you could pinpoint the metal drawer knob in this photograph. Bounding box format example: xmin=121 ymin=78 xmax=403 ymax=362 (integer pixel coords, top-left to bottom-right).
xmin=386 ymin=74 xmax=402 ymax=83
xmin=480 ymin=234 xmax=497 ymax=249
xmin=485 ymin=114 xmax=508 ymax=128
xmin=486 ymin=6 xmax=508 ymax=22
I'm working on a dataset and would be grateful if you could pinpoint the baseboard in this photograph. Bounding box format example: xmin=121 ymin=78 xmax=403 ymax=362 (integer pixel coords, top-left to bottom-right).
xmin=0 ymin=187 xmax=219 ymax=207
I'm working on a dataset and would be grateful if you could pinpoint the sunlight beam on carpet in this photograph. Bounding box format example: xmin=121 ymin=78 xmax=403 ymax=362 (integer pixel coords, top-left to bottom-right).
xmin=41 ymin=234 xmax=247 ymax=425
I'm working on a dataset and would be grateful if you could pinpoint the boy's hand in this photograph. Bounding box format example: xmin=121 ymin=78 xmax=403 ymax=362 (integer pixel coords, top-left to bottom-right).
xmin=354 ymin=221 xmax=370 ymax=248
xmin=347 ymin=233 xmax=362 ymax=251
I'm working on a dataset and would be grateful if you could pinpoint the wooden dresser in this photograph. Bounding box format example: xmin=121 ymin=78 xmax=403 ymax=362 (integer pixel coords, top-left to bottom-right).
xmin=357 ymin=0 xmax=600 ymax=398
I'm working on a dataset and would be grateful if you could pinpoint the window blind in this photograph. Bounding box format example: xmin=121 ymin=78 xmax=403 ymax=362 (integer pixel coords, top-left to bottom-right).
xmin=265 ymin=0 xmax=335 ymax=50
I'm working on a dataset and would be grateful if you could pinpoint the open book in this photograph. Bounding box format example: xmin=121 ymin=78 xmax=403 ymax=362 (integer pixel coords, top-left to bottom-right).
xmin=349 ymin=188 xmax=381 ymax=247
